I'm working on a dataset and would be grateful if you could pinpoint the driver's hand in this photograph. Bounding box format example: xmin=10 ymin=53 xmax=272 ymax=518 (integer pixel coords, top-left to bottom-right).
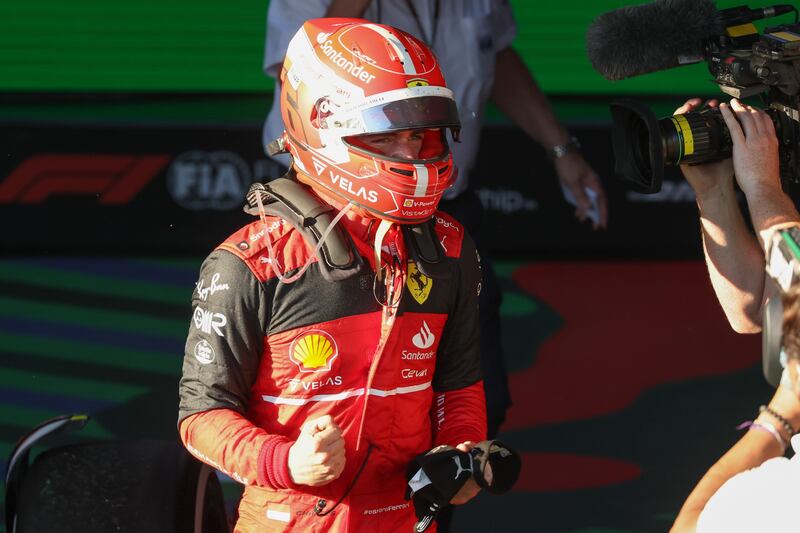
xmin=449 ymin=441 xmax=481 ymax=505
xmin=287 ymin=415 xmax=346 ymax=486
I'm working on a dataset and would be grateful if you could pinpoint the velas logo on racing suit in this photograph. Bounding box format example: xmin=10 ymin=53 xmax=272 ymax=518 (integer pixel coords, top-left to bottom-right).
xmin=412 ymin=321 xmax=435 ymax=349
xmin=289 ymin=330 xmax=339 ymax=373
xmin=407 ymin=261 xmax=432 ymax=304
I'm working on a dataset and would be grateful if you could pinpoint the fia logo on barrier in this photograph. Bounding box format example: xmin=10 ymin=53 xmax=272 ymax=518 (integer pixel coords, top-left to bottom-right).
xmin=167 ymin=151 xmax=251 ymax=210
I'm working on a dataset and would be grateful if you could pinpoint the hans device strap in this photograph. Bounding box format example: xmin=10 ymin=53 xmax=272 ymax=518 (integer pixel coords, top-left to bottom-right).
xmin=402 ymin=220 xmax=450 ymax=279
xmin=245 ymin=177 xmax=363 ymax=282
xmin=245 ymin=176 xmax=451 ymax=282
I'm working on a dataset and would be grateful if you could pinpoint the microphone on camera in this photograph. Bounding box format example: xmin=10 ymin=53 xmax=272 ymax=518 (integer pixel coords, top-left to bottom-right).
xmin=719 ymin=4 xmax=796 ymax=26
xmin=586 ymin=0 xmax=723 ymax=81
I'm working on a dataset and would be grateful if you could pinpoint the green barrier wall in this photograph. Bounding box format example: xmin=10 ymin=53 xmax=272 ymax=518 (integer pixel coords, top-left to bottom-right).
xmin=0 ymin=0 xmax=788 ymax=94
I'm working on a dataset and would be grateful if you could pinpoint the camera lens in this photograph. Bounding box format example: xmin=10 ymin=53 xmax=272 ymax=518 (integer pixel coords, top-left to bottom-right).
xmin=659 ymin=109 xmax=732 ymax=167
xmin=611 ymin=99 xmax=736 ymax=193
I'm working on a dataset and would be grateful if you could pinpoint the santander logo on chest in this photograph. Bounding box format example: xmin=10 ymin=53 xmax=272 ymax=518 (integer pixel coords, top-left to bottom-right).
xmin=412 ymin=321 xmax=435 ymax=349
xmin=402 ymin=321 xmax=437 ymax=362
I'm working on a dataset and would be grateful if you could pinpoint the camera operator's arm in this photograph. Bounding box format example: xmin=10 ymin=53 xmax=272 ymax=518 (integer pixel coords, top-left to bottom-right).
xmin=491 ymin=47 xmax=608 ymax=229
xmin=680 ymin=98 xmax=799 ymax=332
xmin=670 ymin=383 xmax=800 ymax=533
xmin=719 ymin=99 xmax=800 ymax=246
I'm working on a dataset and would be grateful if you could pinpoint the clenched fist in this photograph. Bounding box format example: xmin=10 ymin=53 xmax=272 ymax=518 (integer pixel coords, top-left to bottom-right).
xmin=288 ymin=415 xmax=346 ymax=486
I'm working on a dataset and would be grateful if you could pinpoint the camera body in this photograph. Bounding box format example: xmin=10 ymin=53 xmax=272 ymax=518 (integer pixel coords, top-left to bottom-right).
xmin=611 ymin=11 xmax=800 ymax=193
xmin=763 ymin=226 xmax=800 ymax=387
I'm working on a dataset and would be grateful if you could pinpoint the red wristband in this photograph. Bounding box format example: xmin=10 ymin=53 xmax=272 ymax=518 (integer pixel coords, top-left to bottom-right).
xmin=258 ymin=435 xmax=294 ymax=489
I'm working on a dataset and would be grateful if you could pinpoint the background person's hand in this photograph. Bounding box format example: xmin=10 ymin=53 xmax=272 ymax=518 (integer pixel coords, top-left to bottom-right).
xmin=449 ymin=441 xmax=481 ymax=505
xmin=675 ymin=98 xmax=735 ymax=200
xmin=555 ymin=152 xmax=608 ymax=229
xmin=287 ymin=414 xmax=346 ymax=486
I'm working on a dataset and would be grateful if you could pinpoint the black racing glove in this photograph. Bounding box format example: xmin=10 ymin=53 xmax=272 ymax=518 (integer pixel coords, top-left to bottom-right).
xmin=404 ymin=440 xmax=521 ymax=532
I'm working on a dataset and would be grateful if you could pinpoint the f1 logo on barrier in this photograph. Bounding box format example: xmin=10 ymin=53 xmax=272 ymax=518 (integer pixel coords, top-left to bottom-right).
xmin=0 ymin=154 xmax=170 ymax=204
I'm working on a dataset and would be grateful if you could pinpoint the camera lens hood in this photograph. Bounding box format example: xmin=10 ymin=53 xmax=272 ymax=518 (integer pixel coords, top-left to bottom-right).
xmin=610 ymin=98 xmax=665 ymax=194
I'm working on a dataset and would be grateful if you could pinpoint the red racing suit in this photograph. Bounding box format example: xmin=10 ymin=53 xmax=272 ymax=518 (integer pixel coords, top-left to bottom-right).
xmin=178 ymin=208 xmax=486 ymax=532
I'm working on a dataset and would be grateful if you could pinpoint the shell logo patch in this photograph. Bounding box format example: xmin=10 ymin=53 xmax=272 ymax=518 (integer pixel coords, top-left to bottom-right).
xmin=406 ymin=78 xmax=430 ymax=87
xmin=289 ymin=330 xmax=338 ymax=373
xmin=407 ymin=260 xmax=433 ymax=304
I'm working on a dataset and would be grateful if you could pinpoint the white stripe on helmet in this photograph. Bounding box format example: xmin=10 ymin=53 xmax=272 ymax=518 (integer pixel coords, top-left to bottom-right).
xmin=414 ymin=164 xmax=429 ymax=197
xmin=362 ymin=23 xmax=418 ymax=75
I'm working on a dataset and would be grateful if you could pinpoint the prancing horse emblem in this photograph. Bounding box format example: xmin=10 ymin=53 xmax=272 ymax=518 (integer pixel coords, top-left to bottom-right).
xmin=407 ymin=260 xmax=432 ymax=304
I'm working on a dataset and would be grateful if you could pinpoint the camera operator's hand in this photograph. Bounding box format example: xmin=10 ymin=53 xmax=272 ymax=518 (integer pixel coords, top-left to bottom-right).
xmin=718 ymin=98 xmax=781 ymax=199
xmin=287 ymin=414 xmax=346 ymax=486
xmin=675 ymin=98 xmax=734 ymax=201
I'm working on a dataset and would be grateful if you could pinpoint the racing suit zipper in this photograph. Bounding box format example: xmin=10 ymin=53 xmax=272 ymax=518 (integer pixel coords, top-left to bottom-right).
xmin=316 ymin=243 xmax=403 ymax=518
xmin=355 ymin=237 xmax=405 ymax=449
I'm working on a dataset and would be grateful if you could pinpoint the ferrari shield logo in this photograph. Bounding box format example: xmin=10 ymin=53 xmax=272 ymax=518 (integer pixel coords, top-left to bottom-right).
xmin=407 ymin=261 xmax=432 ymax=304
xmin=406 ymin=78 xmax=430 ymax=87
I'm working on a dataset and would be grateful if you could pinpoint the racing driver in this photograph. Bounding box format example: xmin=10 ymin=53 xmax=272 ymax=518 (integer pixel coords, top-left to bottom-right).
xmin=178 ymin=18 xmax=487 ymax=532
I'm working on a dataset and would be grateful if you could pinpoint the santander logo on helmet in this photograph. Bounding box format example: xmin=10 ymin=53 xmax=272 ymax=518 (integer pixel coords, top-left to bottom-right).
xmin=277 ymin=18 xmax=461 ymax=225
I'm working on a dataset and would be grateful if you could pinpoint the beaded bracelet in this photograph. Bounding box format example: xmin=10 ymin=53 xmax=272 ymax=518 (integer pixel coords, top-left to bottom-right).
xmin=737 ymin=420 xmax=788 ymax=449
xmin=759 ymin=405 xmax=797 ymax=437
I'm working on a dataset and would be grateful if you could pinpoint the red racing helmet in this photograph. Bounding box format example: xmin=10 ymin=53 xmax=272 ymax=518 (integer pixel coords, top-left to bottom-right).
xmin=277 ymin=18 xmax=460 ymax=224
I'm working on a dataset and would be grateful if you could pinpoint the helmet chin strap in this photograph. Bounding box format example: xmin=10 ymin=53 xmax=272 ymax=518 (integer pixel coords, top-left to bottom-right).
xmin=374 ymin=219 xmax=394 ymax=282
xmin=253 ymin=187 xmax=355 ymax=284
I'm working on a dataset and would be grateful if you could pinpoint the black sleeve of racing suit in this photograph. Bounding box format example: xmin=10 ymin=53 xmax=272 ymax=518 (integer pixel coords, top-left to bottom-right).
xmin=178 ymin=249 xmax=270 ymax=424
xmin=432 ymin=231 xmax=483 ymax=392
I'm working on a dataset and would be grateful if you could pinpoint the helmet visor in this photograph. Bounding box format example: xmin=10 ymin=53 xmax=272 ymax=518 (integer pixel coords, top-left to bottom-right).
xmin=344 ymin=128 xmax=448 ymax=162
xmin=360 ymin=96 xmax=460 ymax=133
